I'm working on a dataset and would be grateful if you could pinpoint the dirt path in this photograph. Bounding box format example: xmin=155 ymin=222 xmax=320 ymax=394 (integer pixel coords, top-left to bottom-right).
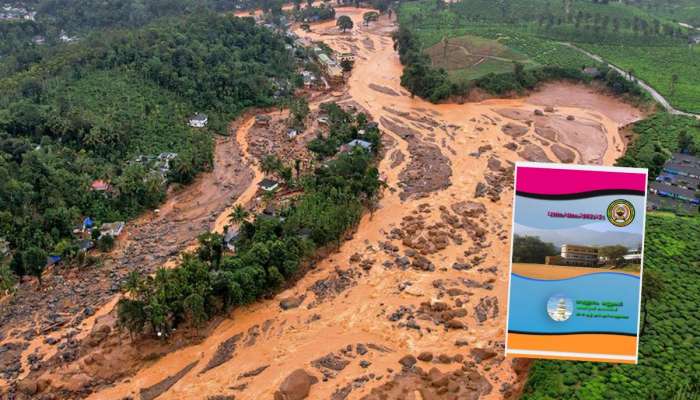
xmin=77 ymin=9 xmax=647 ymax=400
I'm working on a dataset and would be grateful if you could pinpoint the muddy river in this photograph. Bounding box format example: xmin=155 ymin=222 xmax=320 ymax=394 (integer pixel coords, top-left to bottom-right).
xmin=1 ymin=8 xmax=646 ymax=400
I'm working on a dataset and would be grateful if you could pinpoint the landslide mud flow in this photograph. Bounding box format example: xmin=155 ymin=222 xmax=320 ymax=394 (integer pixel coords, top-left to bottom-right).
xmin=1 ymin=8 xmax=646 ymax=400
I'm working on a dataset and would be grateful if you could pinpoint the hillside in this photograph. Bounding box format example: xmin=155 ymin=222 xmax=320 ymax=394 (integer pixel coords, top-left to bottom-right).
xmin=0 ymin=12 xmax=296 ymax=280
xmin=397 ymin=0 xmax=699 ymax=112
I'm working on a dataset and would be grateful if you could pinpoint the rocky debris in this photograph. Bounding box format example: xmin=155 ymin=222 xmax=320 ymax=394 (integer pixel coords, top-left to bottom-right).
xmin=362 ymin=362 xmax=492 ymax=399
xmin=307 ymin=267 xmax=359 ymax=306
xmin=239 ymin=364 xmax=269 ymax=379
xmin=544 ymin=106 xmax=556 ymax=113
xmin=359 ymin=360 xmax=371 ymax=368
xmin=140 ymin=361 xmax=198 ymax=400
xmin=534 ymin=109 xmax=545 ymax=116
xmin=501 ymin=123 xmax=529 ymax=138
xmin=470 ymin=348 xmax=498 ymax=363
xmin=380 ymin=116 xmax=452 ymax=200
xmin=567 ymin=115 xmax=576 ymax=121
xmin=477 ymin=165 xmax=514 ymax=202
xmin=417 ymin=352 xmax=434 ymax=362
xmin=1 ymin=341 xmax=27 ymax=380
xmin=416 ymin=301 xmax=468 ymax=330
xmin=369 ymin=83 xmax=399 ymax=97
xmin=398 ymin=355 xmax=417 ymax=369
xmin=518 ymin=144 xmax=551 ymax=163
xmin=274 ymin=369 xmax=318 ymax=400
xmin=503 ymin=142 xmax=518 ymax=151
xmin=474 ymin=296 xmax=499 ymax=323
xmin=450 ymin=201 xmax=486 ymax=218
xmin=86 ymin=324 xmax=111 ymax=347
xmin=202 ymin=333 xmax=243 ymax=374
xmin=389 ymin=149 xmax=405 ymax=168
xmin=551 ymin=144 xmax=576 ymax=163
xmin=356 ymin=344 xmax=368 ymax=356
xmin=452 ymin=262 xmax=472 ymax=271
xmin=312 ymin=352 xmax=351 ymax=376
xmin=279 ymin=295 xmax=305 ymax=310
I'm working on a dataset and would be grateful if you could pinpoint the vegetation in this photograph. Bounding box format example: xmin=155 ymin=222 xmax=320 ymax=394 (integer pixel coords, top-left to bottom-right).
xmin=0 ymin=12 xmax=296 ymax=285
xmin=396 ymin=0 xmax=693 ymax=106
xmin=511 ymin=235 xmax=557 ymax=264
xmin=307 ymin=102 xmax=381 ymax=159
xmin=116 ymin=105 xmax=382 ymax=337
xmin=581 ymin=43 xmax=700 ymax=113
xmin=337 ymin=15 xmax=354 ymax=33
xmin=292 ymin=4 xmax=336 ymax=22
xmin=617 ymin=113 xmax=700 ymax=177
xmin=521 ymin=213 xmax=700 ymax=400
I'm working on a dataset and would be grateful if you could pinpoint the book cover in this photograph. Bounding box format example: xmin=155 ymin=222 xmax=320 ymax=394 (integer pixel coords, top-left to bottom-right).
xmin=505 ymin=162 xmax=648 ymax=363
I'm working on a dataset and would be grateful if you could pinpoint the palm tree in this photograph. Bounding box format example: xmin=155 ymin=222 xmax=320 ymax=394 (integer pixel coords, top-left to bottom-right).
xmin=229 ymin=204 xmax=250 ymax=225
xmin=124 ymin=271 xmax=142 ymax=298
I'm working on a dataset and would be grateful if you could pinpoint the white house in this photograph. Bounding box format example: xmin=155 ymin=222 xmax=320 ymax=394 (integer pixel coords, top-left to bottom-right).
xmin=189 ymin=113 xmax=208 ymax=128
xmin=259 ymin=179 xmax=279 ymax=192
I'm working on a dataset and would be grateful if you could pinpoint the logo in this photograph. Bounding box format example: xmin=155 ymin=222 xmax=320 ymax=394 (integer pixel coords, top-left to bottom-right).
xmin=547 ymin=294 xmax=573 ymax=322
xmin=607 ymin=199 xmax=635 ymax=227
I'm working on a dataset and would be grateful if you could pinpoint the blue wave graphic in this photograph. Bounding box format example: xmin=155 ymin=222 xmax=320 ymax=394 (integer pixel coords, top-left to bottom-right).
xmin=508 ymin=272 xmax=640 ymax=335
xmin=512 ymin=272 xmax=640 ymax=282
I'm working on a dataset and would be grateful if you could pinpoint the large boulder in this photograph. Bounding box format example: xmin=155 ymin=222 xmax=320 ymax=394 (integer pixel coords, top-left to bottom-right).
xmin=274 ymin=369 xmax=318 ymax=400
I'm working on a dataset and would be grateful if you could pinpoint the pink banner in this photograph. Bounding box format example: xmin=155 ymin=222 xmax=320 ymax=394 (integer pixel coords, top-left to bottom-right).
xmin=516 ymin=166 xmax=646 ymax=195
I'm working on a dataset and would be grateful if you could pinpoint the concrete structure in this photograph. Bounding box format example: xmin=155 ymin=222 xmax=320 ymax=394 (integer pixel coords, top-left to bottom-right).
xmin=342 ymin=139 xmax=373 ymax=152
xmin=546 ymin=244 xmax=599 ymax=267
xmin=189 ymin=113 xmax=208 ymax=128
xmin=648 ymin=153 xmax=700 ymax=213
xmin=100 ymin=222 xmax=125 ymax=238
xmin=259 ymin=178 xmax=279 ymax=192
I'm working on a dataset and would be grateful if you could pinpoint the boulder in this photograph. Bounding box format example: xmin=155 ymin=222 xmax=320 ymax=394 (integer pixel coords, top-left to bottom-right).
xmin=279 ymin=295 xmax=304 ymax=310
xmin=274 ymin=369 xmax=318 ymax=400
xmin=398 ymin=355 xmax=417 ymax=369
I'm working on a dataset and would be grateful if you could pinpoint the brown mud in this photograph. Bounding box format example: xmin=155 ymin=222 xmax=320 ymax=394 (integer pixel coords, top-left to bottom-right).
xmin=1 ymin=7 xmax=647 ymax=400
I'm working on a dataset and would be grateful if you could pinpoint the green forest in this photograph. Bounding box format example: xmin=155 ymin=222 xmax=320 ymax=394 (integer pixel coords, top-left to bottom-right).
xmin=0 ymin=12 xmax=296 ymax=285
xmin=117 ymin=105 xmax=382 ymax=337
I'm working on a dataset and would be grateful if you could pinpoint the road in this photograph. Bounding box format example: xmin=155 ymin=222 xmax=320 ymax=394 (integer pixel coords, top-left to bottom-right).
xmin=561 ymin=42 xmax=698 ymax=118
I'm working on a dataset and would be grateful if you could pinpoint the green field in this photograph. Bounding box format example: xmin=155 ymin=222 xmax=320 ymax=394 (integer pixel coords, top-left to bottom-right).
xmin=423 ymin=34 xmax=535 ymax=80
xmin=582 ymin=43 xmax=700 ymax=113
xmin=399 ymin=0 xmax=699 ymax=112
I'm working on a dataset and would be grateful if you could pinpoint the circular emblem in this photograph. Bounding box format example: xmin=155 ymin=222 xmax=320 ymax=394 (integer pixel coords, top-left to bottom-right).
xmin=547 ymin=294 xmax=573 ymax=322
xmin=607 ymin=199 xmax=635 ymax=227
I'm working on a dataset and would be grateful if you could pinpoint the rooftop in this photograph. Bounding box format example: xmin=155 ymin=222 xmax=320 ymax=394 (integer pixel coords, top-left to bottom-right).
xmin=190 ymin=113 xmax=208 ymax=122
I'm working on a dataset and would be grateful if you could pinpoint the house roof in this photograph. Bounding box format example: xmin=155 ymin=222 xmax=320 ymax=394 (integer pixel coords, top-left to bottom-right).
xmin=650 ymin=181 xmax=698 ymax=199
xmin=190 ymin=113 xmax=208 ymax=122
xmin=347 ymin=139 xmax=372 ymax=149
xmin=259 ymin=178 xmax=279 ymax=190
xmin=83 ymin=217 xmax=94 ymax=228
xmin=91 ymin=180 xmax=110 ymax=191
xmin=665 ymin=153 xmax=700 ymax=177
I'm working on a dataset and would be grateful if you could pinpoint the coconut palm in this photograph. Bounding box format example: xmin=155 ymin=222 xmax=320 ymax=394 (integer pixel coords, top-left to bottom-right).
xmin=228 ymin=204 xmax=250 ymax=225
